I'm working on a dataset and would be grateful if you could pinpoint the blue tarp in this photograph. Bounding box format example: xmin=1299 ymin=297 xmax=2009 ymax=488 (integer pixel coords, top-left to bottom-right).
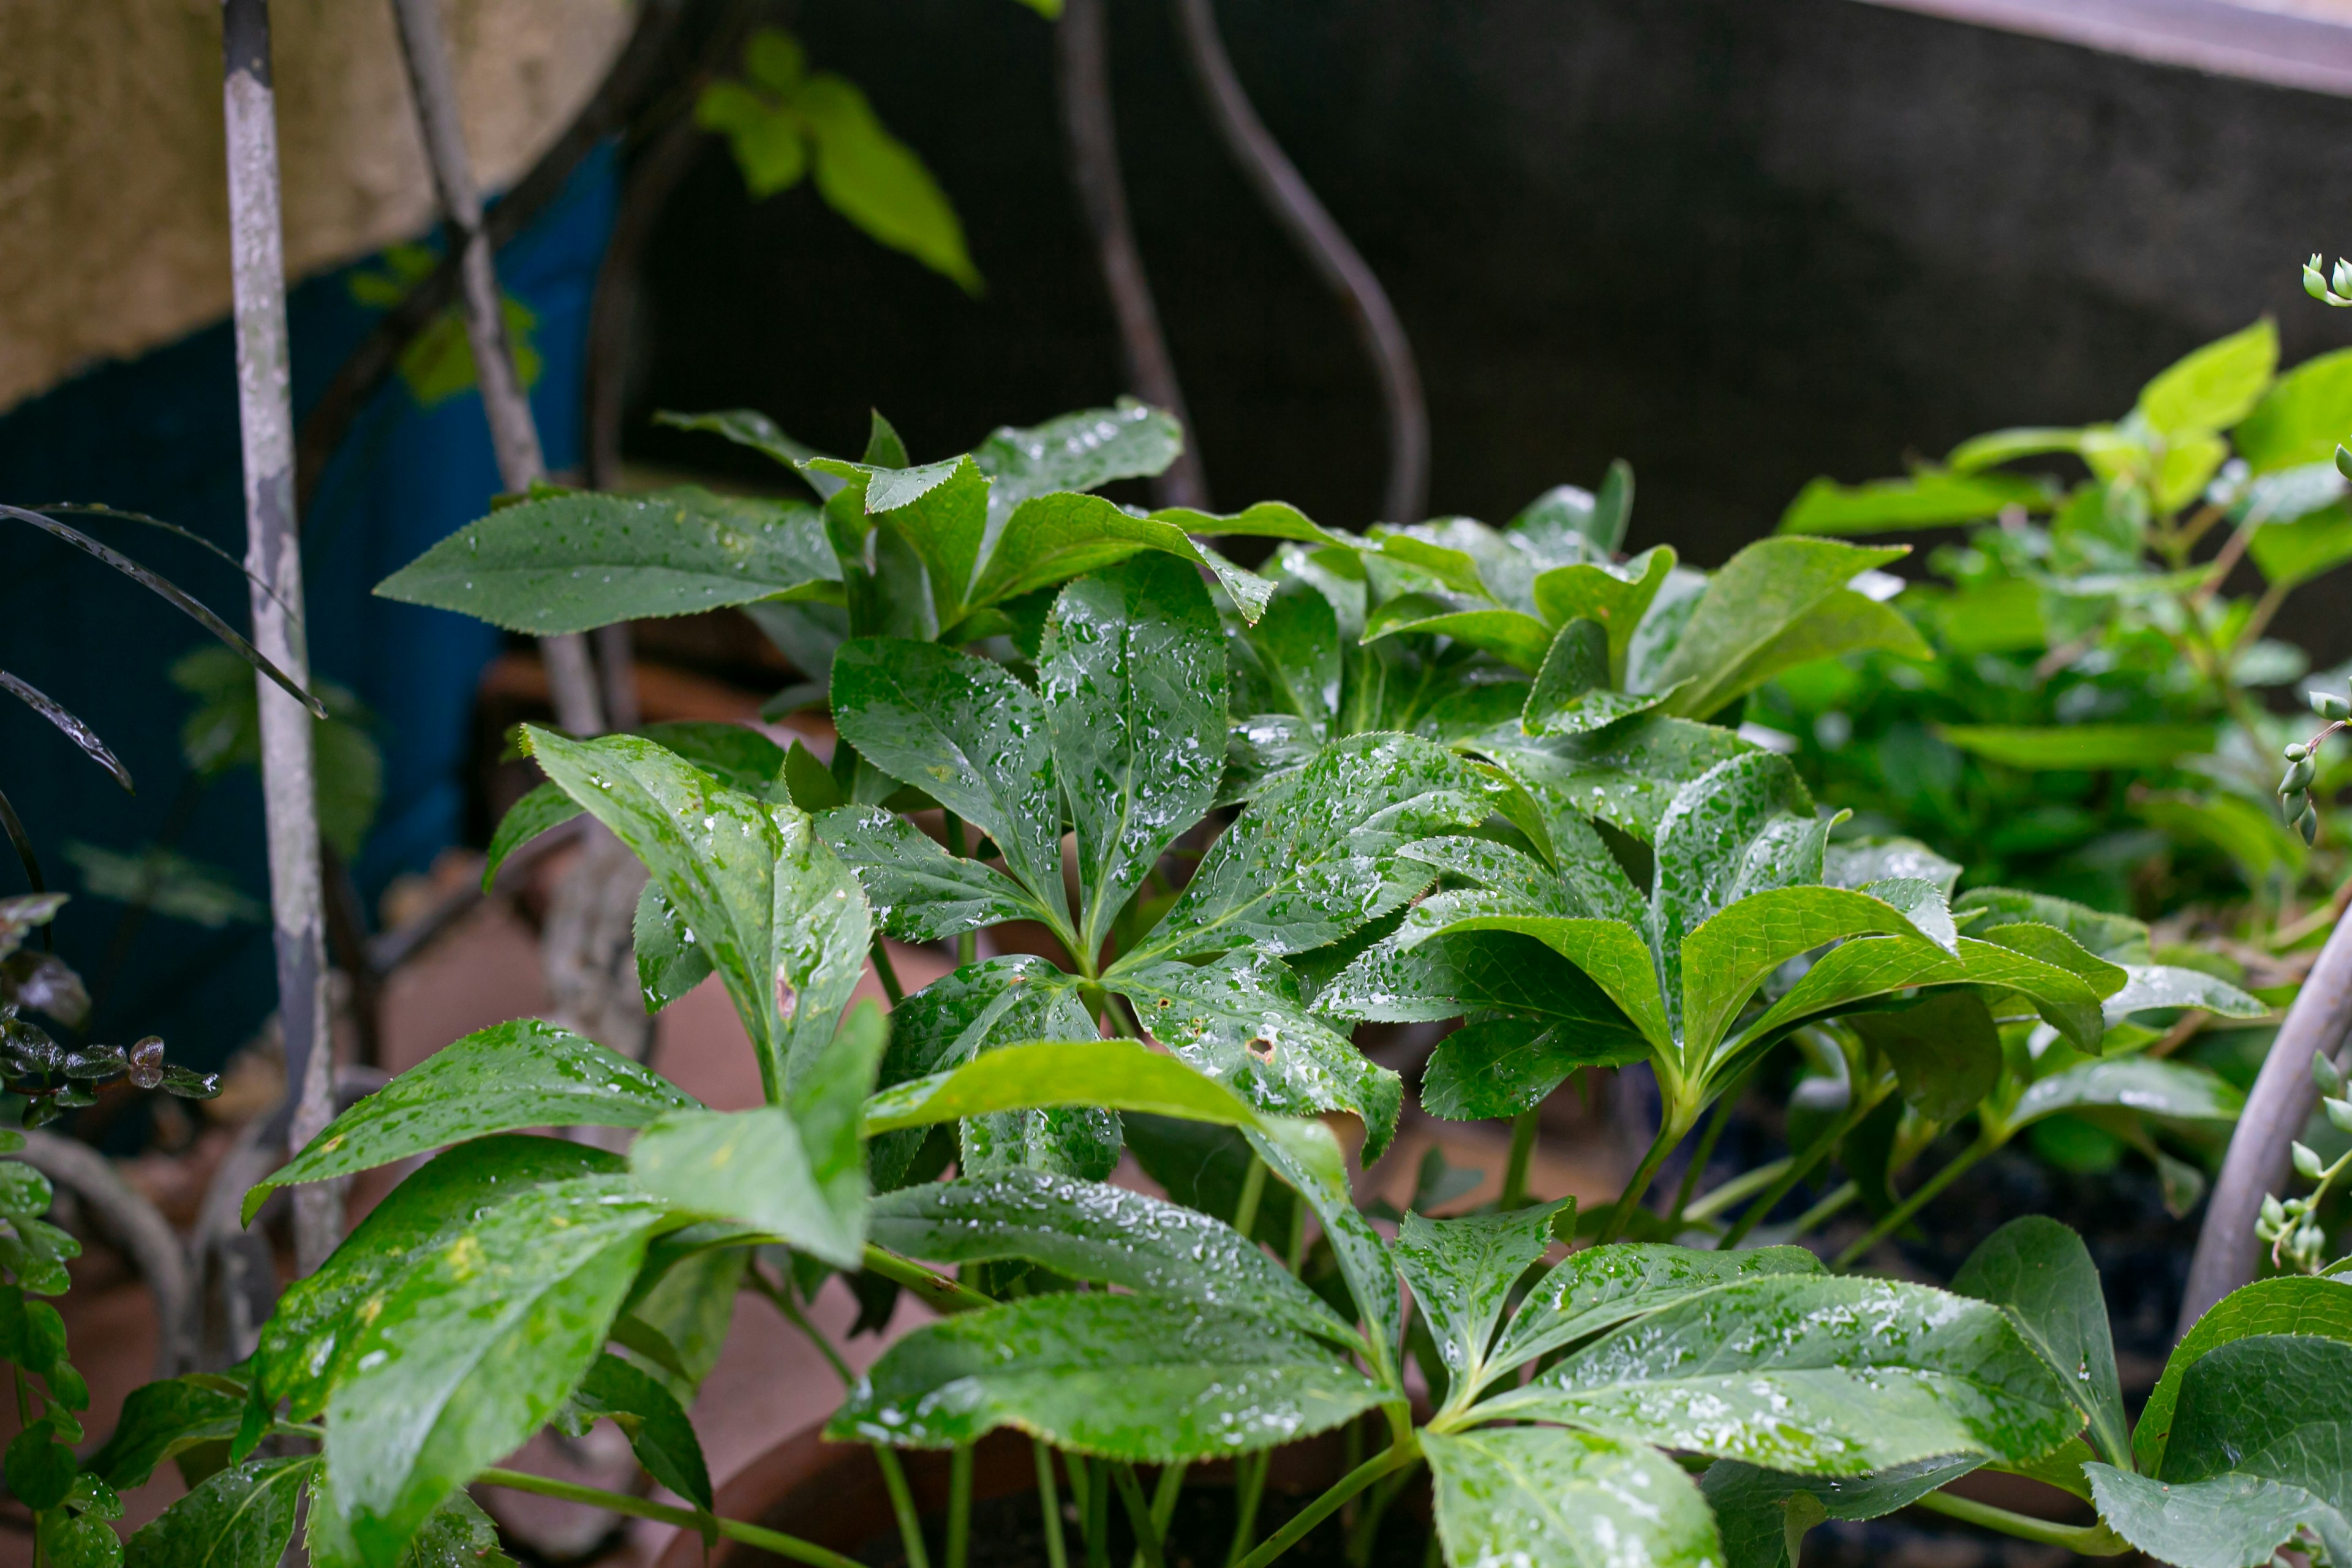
xmin=0 ymin=143 xmax=617 ymax=1074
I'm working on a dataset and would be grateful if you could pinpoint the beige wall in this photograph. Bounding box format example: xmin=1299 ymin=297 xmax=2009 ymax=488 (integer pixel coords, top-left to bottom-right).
xmin=0 ymin=0 xmax=630 ymax=413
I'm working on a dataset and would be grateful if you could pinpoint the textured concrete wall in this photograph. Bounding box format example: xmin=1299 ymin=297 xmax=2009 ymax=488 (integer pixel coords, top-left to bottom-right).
xmin=0 ymin=0 xmax=627 ymax=412
xmin=628 ymin=0 xmax=2352 ymax=661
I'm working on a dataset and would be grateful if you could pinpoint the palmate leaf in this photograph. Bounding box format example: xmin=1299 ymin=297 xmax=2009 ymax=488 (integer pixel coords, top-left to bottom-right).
xmin=374 ymin=489 xmax=839 ymax=635
xmin=1995 ymin=1056 xmax=2243 ymax=1142
xmin=1476 ymin=713 xmax=1754 ymax=843
xmin=1521 ymin=619 xmax=1672 ymax=737
xmin=1229 ymin=584 xmax=1342 ymax=731
xmin=243 ymin=1022 xmax=693 ymax=1223
xmin=1951 ymin=1217 xmax=2129 ymax=1468
xmin=1040 ymin=555 xmax=1228 ymax=956
xmin=2133 ymin=1275 xmax=2352 ymax=1476
xmin=1394 ymin=1202 xmax=1569 ymax=1397
xmin=1482 ymin=1274 xmax=2080 ymax=1474
xmin=826 ymin=1291 xmax=1385 ymax=1460
xmin=323 ymin=1174 xmax=669 ymax=1566
xmin=527 ymin=728 xmax=870 ymax=1098
xmin=1423 ymin=1427 xmax=1722 ymax=1568
xmin=868 ymin=1169 xmax=1360 ymax=1353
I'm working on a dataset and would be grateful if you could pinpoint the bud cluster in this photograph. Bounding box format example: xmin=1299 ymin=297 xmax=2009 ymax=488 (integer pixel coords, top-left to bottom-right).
xmin=2258 ymin=1047 xmax=2352 ymax=1273
xmin=2278 ymin=684 xmax=2350 ymax=845
xmin=2305 ymin=254 xmax=2352 ymax=308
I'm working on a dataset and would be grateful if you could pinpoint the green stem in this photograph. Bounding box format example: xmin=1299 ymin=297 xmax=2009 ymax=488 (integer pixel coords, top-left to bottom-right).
xmin=1344 ymin=1464 xmax=1415 ymax=1568
xmin=1682 ymin=1156 xmax=1787 ymax=1226
xmin=863 ymin=1243 xmax=995 ymax=1314
xmin=876 ymin=1446 xmax=934 ymax=1568
xmin=1036 ymin=1441 xmax=1071 ymax=1568
xmin=1718 ymin=1091 xmax=1877 ymax=1249
xmin=1499 ymin=1109 xmax=1539 ymax=1211
xmin=1232 ymin=1155 xmax=1268 ymax=1241
xmin=1834 ymin=1137 xmax=1990 ymax=1270
xmin=1669 ymin=1077 xmax=1746 ymax=1225
xmin=1597 ymin=1101 xmax=1692 ymax=1245
xmin=1785 ymin=1180 xmax=1858 ymax=1238
xmin=475 ymin=1466 xmax=871 ymax=1568
xmin=872 ymin=939 xmax=907 ymax=1006
xmin=947 ymin=1444 xmax=974 ymax=1568
xmin=1151 ymin=1462 xmax=1188 ymax=1540
xmin=943 ymin=815 xmax=978 ymax=966
xmin=1911 ymin=1489 xmax=2130 ymax=1555
xmin=1226 ymin=1451 xmax=1269 ymax=1568
xmin=1112 ymin=1464 xmax=1166 ymax=1568
xmin=1085 ymin=1458 xmax=1112 ymax=1568
xmin=1231 ymin=1440 xmax=1419 ymax=1568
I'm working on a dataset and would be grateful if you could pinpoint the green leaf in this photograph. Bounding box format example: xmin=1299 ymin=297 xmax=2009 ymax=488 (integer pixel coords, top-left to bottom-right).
xmin=2103 ymin=963 xmax=2266 ymax=1025
xmin=878 ymin=957 xmax=1113 ymax=1184
xmin=1953 ymin=887 xmax=2149 ymax=963
xmin=2138 ymin=318 xmax=2277 ymax=437
xmin=1121 ymin=734 xmax=1493 ymax=965
xmin=1946 ymin=426 xmax=2089 ymax=472
xmin=1321 ymin=929 xmax=1637 ymax=1033
xmin=1486 ymin=1243 xmax=1825 ymax=1383
xmin=1395 ymin=1202 xmax=1569 ymax=1395
xmin=2094 ymin=1335 xmax=2352 ymax=1567
xmin=1523 ymin=619 xmax=1672 ymax=737
xmin=825 ymin=1291 xmax=1383 ymax=1459
xmin=1419 ymin=1017 xmax=1646 ymax=1120
xmin=963 ymin=493 xmax=1278 ymax=622
xmin=1937 ymin=723 xmax=2215 ymax=771
xmin=1649 ymin=538 xmax=1912 ymax=720
xmin=971 ymin=402 xmax=1183 ymax=521
xmin=795 ymin=73 xmax=979 ymax=293
xmin=1529 ymin=547 xmax=1678 ymax=680
xmin=323 ymin=1174 xmax=668 ymax=1565
xmin=1362 ymin=597 xmax=1555 ymax=673
xmin=1679 ymin=886 xmax=1931 ymax=1068
xmin=633 ymin=883 xmax=712 ymax=1014
xmin=304 ymin=1469 xmax=517 ymax=1568
xmin=1476 ymin=714 xmax=1753 ymax=843
xmin=1777 ymin=469 xmax=2054 ymax=536
xmin=830 ymin=638 xmax=1072 ymax=933
xmin=868 ymin=1169 xmax=1359 ymax=1352
xmin=528 ymin=728 xmax=870 ymax=1096
xmin=866 ymin=1037 xmax=1275 ymax=1137
xmin=1951 ymin=1217 xmax=2128 ymax=1467
xmin=87 ymin=1376 xmax=245 ymax=1490
xmin=631 ymin=1104 xmax=859 ymax=1267
xmin=1489 ymin=1274 xmax=2079 ymax=1473
xmin=1848 ymin=989 xmax=2002 ymax=1125
xmin=568 ymin=1351 xmax=712 ymax=1510
xmin=2135 ymin=1275 xmax=2352 ymax=1476
xmin=2249 ymin=503 xmax=2352 ymax=590
xmin=374 ymin=490 xmax=838 ymax=635
xmin=1423 ymin=1427 xmax=1721 ymax=1568
xmin=1430 ymin=916 xmax=1671 ymax=1056
xmin=1111 ymin=950 xmax=1403 ymax=1159
xmin=815 ymin=805 xmax=1044 ymax=942
xmin=1700 ymin=1456 xmax=1977 ymax=1568
xmin=481 ymin=781 xmax=582 ymax=890
xmin=1231 ymin=585 xmax=1342 ymax=728
xmin=259 ymin=1136 xmax=624 ymax=1421
xmin=244 ymin=1023 xmax=690 ymax=1223
xmin=125 ymin=1455 xmax=312 ymax=1568
xmin=2234 ymin=347 xmax=2352 ymax=472
xmin=653 ymin=409 xmax=828 ymax=483
xmin=1039 ymin=555 xmax=1227 ymax=955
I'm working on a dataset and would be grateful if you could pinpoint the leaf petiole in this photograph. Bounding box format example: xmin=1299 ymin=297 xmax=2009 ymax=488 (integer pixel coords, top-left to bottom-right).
xmin=475 ymin=1465 xmax=869 ymax=1568
xmin=1911 ymin=1488 xmax=2129 ymax=1555
xmin=1499 ymin=1109 xmax=1539 ymax=1211
xmin=1229 ymin=1433 xmax=1420 ymax=1568
xmin=1834 ymin=1134 xmax=1991 ymax=1270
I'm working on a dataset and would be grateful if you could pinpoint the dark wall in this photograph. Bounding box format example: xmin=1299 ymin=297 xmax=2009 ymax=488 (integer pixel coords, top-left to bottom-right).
xmin=629 ymin=0 xmax=2352 ymax=660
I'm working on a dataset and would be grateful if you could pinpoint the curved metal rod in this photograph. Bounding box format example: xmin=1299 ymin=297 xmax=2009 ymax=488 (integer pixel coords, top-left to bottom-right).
xmin=2179 ymin=911 xmax=2352 ymax=1333
xmin=15 ymin=1131 xmax=195 ymax=1379
xmin=1058 ymin=0 xmax=1210 ymax=509
xmin=1172 ymin=0 xmax=1428 ymax=525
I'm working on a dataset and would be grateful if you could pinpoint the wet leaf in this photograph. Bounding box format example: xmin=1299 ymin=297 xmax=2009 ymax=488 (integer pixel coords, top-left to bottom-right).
xmin=1952 ymin=1217 xmax=2128 ymax=1467
xmin=1395 ymin=1202 xmax=1569 ymax=1396
xmin=1649 ymin=538 xmax=1918 ymax=720
xmin=1486 ymin=1243 xmax=1824 ymax=1381
xmin=2134 ymin=1275 xmax=2352 ymax=1476
xmin=1700 ymin=1455 xmax=1979 ymax=1568
xmin=1423 ymin=1427 xmax=1721 ymax=1568
xmin=124 ymin=1455 xmax=312 ymax=1568
xmin=567 ymin=1351 xmax=713 ymax=1510
xmin=815 ymin=805 xmax=1046 ymax=943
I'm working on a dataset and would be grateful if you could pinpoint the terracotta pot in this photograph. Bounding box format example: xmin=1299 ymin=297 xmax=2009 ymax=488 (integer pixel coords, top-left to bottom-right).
xmin=658 ymin=1427 xmax=1355 ymax=1568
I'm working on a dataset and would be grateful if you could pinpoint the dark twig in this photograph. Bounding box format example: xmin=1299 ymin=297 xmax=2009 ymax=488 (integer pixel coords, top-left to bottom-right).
xmin=1057 ymin=0 xmax=1209 ymax=508
xmin=1172 ymin=0 xmax=1427 ymax=523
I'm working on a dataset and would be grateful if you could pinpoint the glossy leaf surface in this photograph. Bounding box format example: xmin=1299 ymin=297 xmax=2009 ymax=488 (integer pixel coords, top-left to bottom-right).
xmin=1423 ymin=1427 xmax=1722 ymax=1568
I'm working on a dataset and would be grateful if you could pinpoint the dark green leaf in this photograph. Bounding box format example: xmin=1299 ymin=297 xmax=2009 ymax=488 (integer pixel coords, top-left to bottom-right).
xmin=633 ymin=882 xmax=712 ymax=1014
xmin=1039 ymin=554 xmax=1227 ymax=954
xmin=825 ymin=1291 xmax=1383 ymax=1460
xmin=1487 ymin=1243 xmax=1824 ymax=1379
xmin=481 ymin=781 xmax=581 ymax=891
xmin=1231 ymin=586 xmax=1341 ymax=728
xmin=1420 ymin=1017 xmax=1644 ymax=1121
xmin=1121 ymin=734 xmax=1492 ymax=965
xmin=86 ymin=1377 xmax=245 ymax=1490
xmin=964 ymin=492 xmax=1278 ymax=622
xmin=971 ymin=402 xmax=1183 ymax=522
xmin=2002 ymin=1058 xmax=2242 ymax=1139
xmin=815 ymin=805 xmax=1044 ymax=942
xmin=1476 ymin=714 xmax=1753 ymax=843
xmin=323 ymin=1175 xmax=667 ymax=1564
xmin=653 ymin=409 xmax=829 ymax=486
xmin=830 ymin=639 xmax=1072 ymax=933
xmin=1951 ymin=1218 xmax=2127 ymax=1467
xmin=1529 ymin=547 xmax=1678 ymax=680
xmin=39 ymin=1504 xmax=123 ymax=1568
xmin=1321 ymin=929 xmax=1637 ymax=1034
xmin=124 ymin=1455 xmax=312 ymax=1568
xmin=244 ymin=1023 xmax=689 ymax=1223
xmin=1424 ymin=1427 xmax=1721 ymax=1568
xmin=868 ymin=1169 xmax=1357 ymax=1351
xmin=304 ymin=1469 xmax=518 ymax=1568
xmin=1849 ymin=990 xmax=2002 ymax=1125
xmin=569 ymin=1352 xmax=712 ymax=1510
xmin=2135 ymin=1276 xmax=2352 ymax=1476
xmin=1112 ymin=950 xmax=1402 ymax=1159
xmin=1362 ymin=597 xmax=1554 ymax=673
xmin=375 ymin=490 xmax=839 ymax=635
xmin=1522 ymin=619 xmax=1670 ymax=737
xmin=1700 ymin=1456 xmax=1979 ymax=1568
xmin=529 ymin=728 xmax=870 ymax=1096
xmin=1120 ymin=1114 xmax=1297 ymax=1251
xmin=8 ymin=1415 xmax=77 ymax=1510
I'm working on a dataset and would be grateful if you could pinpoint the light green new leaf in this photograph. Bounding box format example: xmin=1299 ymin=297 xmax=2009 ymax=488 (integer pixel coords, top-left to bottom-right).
xmin=2234 ymin=346 xmax=2352 ymax=472
xmin=1937 ymin=723 xmax=2215 ymax=771
xmin=2000 ymin=1057 xmax=2242 ymax=1140
xmin=796 ymin=74 xmax=980 ymax=293
xmin=1040 ymin=555 xmax=1227 ymax=954
xmin=815 ymin=805 xmax=1046 ymax=942
xmin=529 ymin=727 xmax=871 ymax=1095
xmin=1649 ymin=538 xmax=1912 ymax=720
xmin=1777 ymin=469 xmax=2054 ymax=536
xmin=1529 ymin=546 xmax=1678 ymax=680
xmin=1946 ymin=426 xmax=2089 ymax=472
xmin=1395 ymin=1202 xmax=1568 ymax=1395
xmin=869 ymin=1169 xmax=1359 ymax=1352
xmin=2134 ymin=1275 xmax=2352 ymax=1476
xmin=1487 ymin=1243 xmax=1825 ymax=1381
xmin=258 ymin=1136 xmax=622 ymax=1419
xmin=1423 ymin=1427 xmax=1721 ymax=1568
xmin=375 ymin=490 xmax=837 ymax=635
xmin=126 ymin=1455 xmax=313 ymax=1568
xmin=972 ymin=401 xmax=1182 ymax=522
xmin=324 ymin=1175 xmax=668 ymax=1566
xmin=826 ymin=1292 xmax=1383 ymax=1460
xmin=864 ymin=1037 xmax=1280 ymax=1137
xmin=1112 ymin=950 xmax=1403 ymax=1158
xmin=969 ymin=492 xmax=1277 ymax=622
xmin=2138 ymin=318 xmax=2277 ymax=437
xmin=2247 ymin=503 xmax=2352 ymax=590
xmin=1362 ymin=596 xmax=1554 ymax=673
xmin=1491 ymin=1275 xmax=2079 ymax=1474
xmin=243 ymin=1022 xmax=692 ymax=1222
xmin=1122 ymin=733 xmax=1493 ymax=965
xmin=1951 ymin=1217 xmax=2128 ymax=1467
xmin=1953 ymin=887 xmax=2148 ymax=962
